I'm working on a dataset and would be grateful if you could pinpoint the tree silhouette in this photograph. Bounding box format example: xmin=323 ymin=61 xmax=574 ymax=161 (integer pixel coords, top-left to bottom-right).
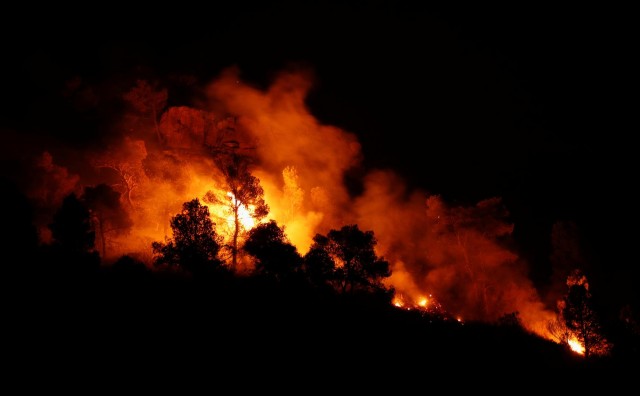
xmin=243 ymin=220 xmax=303 ymax=282
xmin=123 ymin=79 xmax=168 ymax=144
xmin=82 ymin=183 xmax=133 ymax=260
xmin=50 ymin=193 xmax=96 ymax=255
xmin=151 ymin=198 xmax=226 ymax=277
xmin=91 ymin=137 xmax=147 ymax=208
xmin=205 ymin=153 xmax=269 ymax=272
xmin=559 ymin=269 xmax=612 ymax=358
xmin=305 ymin=225 xmax=392 ymax=297
xmin=48 ymin=192 xmax=100 ymax=275
xmin=111 ymin=254 xmax=150 ymax=279
xmin=303 ymin=234 xmax=337 ymax=291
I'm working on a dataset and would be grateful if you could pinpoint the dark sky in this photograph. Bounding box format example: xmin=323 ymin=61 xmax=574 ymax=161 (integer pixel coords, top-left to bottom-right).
xmin=1 ymin=3 xmax=637 ymax=287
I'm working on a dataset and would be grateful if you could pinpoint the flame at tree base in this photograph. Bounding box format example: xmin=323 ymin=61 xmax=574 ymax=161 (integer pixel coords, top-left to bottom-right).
xmin=392 ymin=293 xmax=462 ymax=323
xmin=568 ymin=337 xmax=585 ymax=355
xmin=391 ymin=292 xmax=590 ymax=357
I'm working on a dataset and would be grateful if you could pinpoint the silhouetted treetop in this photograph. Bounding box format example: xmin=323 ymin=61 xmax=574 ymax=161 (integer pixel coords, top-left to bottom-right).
xmin=243 ymin=219 xmax=302 ymax=282
xmin=50 ymin=193 xmax=96 ymax=254
xmin=151 ymin=198 xmax=226 ymax=277
xmin=305 ymin=224 xmax=392 ymax=297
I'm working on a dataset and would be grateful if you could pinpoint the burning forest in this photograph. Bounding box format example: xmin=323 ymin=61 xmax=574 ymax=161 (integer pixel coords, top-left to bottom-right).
xmin=3 ymin=65 xmax=635 ymax=371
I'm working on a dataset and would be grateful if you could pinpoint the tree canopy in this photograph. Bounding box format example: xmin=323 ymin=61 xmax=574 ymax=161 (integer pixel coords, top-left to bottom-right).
xmin=304 ymin=224 xmax=392 ymax=298
xmin=47 ymin=192 xmax=100 ymax=275
xmin=151 ymin=198 xmax=226 ymax=277
xmin=50 ymin=193 xmax=96 ymax=254
xmin=243 ymin=219 xmax=302 ymax=282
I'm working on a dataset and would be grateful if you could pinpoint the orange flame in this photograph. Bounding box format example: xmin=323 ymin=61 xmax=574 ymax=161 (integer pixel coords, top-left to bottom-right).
xmin=227 ymin=192 xmax=256 ymax=229
xmin=567 ymin=336 xmax=585 ymax=355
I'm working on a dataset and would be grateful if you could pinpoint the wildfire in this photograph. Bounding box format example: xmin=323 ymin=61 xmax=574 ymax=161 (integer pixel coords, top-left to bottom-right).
xmin=391 ymin=293 xmax=457 ymax=322
xmin=228 ymin=192 xmax=256 ymax=229
xmin=392 ymin=294 xmax=428 ymax=310
xmin=199 ymin=189 xmax=258 ymax=233
xmin=24 ymin=68 xmax=590 ymax=356
xmin=567 ymin=336 xmax=585 ymax=355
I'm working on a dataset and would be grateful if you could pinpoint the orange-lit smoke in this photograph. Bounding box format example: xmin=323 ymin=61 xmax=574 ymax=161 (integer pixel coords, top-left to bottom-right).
xmin=24 ymin=66 xmax=559 ymax=339
xmin=352 ymin=170 xmax=556 ymax=336
xmin=205 ymin=66 xmax=362 ymax=254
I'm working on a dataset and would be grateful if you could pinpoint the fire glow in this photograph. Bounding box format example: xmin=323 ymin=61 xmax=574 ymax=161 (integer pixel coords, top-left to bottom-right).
xmin=568 ymin=337 xmax=585 ymax=355
xmin=24 ymin=66 xmax=569 ymax=346
xmin=226 ymin=192 xmax=256 ymax=229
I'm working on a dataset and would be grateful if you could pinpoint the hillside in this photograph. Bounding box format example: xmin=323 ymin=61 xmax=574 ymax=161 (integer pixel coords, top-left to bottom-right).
xmin=9 ymin=265 xmax=627 ymax=381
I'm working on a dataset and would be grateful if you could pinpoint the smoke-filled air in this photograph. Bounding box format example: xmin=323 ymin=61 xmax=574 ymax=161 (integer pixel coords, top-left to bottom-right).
xmin=22 ymin=66 xmax=559 ymax=340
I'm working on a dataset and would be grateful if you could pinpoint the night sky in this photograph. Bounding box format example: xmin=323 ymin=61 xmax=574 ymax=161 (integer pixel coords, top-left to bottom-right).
xmin=1 ymin=3 xmax=637 ymax=304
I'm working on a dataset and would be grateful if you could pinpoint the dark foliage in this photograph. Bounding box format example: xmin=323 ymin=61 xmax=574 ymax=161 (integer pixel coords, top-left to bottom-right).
xmin=47 ymin=192 xmax=100 ymax=276
xmin=304 ymin=224 xmax=392 ymax=300
xmin=50 ymin=193 xmax=96 ymax=254
xmin=151 ymin=198 xmax=226 ymax=278
xmin=243 ymin=219 xmax=303 ymax=282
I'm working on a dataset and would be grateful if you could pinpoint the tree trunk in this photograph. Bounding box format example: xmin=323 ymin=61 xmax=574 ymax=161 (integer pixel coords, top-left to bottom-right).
xmin=232 ymin=204 xmax=239 ymax=271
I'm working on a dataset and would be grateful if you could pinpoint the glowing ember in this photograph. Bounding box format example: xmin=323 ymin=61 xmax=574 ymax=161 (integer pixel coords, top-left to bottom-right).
xmin=417 ymin=297 xmax=428 ymax=307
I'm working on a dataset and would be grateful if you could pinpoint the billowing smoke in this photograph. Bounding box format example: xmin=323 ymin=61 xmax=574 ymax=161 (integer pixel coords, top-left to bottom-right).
xmin=19 ymin=66 xmax=558 ymax=338
xmin=353 ymin=170 xmax=555 ymax=335
xmin=204 ymin=66 xmax=362 ymax=253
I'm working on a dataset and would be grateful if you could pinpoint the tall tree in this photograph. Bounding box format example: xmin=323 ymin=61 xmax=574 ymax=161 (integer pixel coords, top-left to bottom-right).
xmin=48 ymin=193 xmax=100 ymax=275
xmin=303 ymin=234 xmax=337 ymax=291
xmin=82 ymin=184 xmax=133 ymax=260
xmin=560 ymin=269 xmax=612 ymax=358
xmin=205 ymin=153 xmax=269 ymax=272
xmin=91 ymin=137 xmax=147 ymax=208
xmin=123 ymin=79 xmax=168 ymax=144
xmin=50 ymin=193 xmax=96 ymax=255
xmin=243 ymin=220 xmax=302 ymax=282
xmin=151 ymin=198 xmax=225 ymax=277
xmin=305 ymin=224 xmax=392 ymax=297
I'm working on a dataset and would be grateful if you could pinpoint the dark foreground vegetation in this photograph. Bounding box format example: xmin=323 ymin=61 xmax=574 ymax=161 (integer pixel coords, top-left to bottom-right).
xmin=8 ymin=265 xmax=636 ymax=388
